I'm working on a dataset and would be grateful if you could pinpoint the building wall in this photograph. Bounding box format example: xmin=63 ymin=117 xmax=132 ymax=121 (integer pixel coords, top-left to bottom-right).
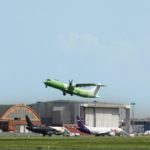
xmin=120 ymin=107 xmax=130 ymax=133
xmin=84 ymin=107 xmax=119 ymax=127
xmin=85 ymin=107 xmax=94 ymax=126
xmin=29 ymin=101 xmax=80 ymax=125
xmin=130 ymin=119 xmax=150 ymax=133
xmin=97 ymin=108 xmax=119 ymax=127
xmin=0 ymin=121 xmax=8 ymax=131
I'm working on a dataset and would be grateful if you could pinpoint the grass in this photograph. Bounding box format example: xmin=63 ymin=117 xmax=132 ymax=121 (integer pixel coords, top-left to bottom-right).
xmin=0 ymin=136 xmax=150 ymax=150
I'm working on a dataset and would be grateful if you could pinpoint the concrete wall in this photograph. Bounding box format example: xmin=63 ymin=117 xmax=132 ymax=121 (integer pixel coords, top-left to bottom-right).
xmin=29 ymin=101 xmax=80 ymax=125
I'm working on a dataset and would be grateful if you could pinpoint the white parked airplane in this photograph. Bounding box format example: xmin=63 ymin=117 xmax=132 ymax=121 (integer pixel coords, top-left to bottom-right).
xmin=76 ymin=116 xmax=129 ymax=136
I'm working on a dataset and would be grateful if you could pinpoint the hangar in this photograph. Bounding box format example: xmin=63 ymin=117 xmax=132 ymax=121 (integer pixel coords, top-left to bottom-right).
xmin=29 ymin=100 xmax=131 ymax=133
xmin=0 ymin=104 xmax=40 ymax=132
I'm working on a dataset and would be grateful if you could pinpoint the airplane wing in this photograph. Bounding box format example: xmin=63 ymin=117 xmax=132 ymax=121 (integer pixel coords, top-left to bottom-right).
xmin=99 ymin=131 xmax=110 ymax=134
xmin=48 ymin=126 xmax=62 ymax=135
xmin=76 ymin=83 xmax=105 ymax=87
xmin=76 ymin=83 xmax=98 ymax=87
xmin=96 ymin=130 xmax=111 ymax=136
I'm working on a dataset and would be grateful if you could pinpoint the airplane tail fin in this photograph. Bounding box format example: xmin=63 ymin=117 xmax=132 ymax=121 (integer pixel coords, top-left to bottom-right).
xmin=92 ymin=84 xmax=105 ymax=97
xmin=76 ymin=116 xmax=91 ymax=134
xmin=76 ymin=116 xmax=85 ymax=129
xmin=26 ymin=115 xmax=33 ymax=127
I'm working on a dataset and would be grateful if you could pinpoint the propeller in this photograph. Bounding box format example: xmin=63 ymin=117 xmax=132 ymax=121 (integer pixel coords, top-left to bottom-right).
xmin=68 ymin=80 xmax=74 ymax=96
xmin=69 ymin=80 xmax=73 ymax=87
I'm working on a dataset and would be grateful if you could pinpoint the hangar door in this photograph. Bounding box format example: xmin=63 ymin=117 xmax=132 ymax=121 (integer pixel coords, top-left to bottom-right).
xmin=85 ymin=107 xmax=119 ymax=127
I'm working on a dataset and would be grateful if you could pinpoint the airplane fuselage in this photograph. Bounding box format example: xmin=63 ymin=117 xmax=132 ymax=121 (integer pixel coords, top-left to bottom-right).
xmin=26 ymin=115 xmax=61 ymax=136
xmin=44 ymin=79 xmax=96 ymax=98
xmin=26 ymin=126 xmax=61 ymax=136
xmin=86 ymin=126 xmax=123 ymax=136
xmin=76 ymin=116 xmax=128 ymax=136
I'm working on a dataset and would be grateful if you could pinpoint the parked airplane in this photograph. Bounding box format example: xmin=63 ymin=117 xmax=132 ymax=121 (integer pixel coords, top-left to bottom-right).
xmin=76 ymin=116 xmax=129 ymax=136
xmin=25 ymin=115 xmax=61 ymax=136
xmin=44 ymin=79 xmax=105 ymax=98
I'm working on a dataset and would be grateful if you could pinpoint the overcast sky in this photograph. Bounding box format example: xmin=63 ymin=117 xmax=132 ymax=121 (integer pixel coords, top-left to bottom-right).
xmin=0 ymin=0 xmax=150 ymax=118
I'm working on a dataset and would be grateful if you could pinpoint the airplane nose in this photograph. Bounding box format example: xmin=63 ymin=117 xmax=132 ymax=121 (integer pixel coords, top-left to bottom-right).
xmin=44 ymin=79 xmax=51 ymax=88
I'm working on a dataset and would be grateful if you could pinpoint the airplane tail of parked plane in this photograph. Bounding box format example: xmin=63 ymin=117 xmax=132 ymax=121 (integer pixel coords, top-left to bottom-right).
xmin=76 ymin=116 xmax=91 ymax=134
xmin=77 ymin=116 xmax=85 ymax=129
xmin=26 ymin=115 xmax=34 ymax=127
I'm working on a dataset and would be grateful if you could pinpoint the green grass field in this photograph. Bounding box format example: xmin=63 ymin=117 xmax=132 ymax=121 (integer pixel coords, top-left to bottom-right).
xmin=0 ymin=136 xmax=150 ymax=150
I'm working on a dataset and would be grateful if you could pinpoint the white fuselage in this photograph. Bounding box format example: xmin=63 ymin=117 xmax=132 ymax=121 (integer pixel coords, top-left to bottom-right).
xmin=85 ymin=125 xmax=123 ymax=135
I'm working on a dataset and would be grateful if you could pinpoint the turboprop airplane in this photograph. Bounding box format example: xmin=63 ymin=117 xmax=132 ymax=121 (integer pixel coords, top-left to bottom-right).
xmin=44 ymin=79 xmax=105 ymax=98
xmin=26 ymin=115 xmax=61 ymax=136
xmin=76 ymin=116 xmax=129 ymax=136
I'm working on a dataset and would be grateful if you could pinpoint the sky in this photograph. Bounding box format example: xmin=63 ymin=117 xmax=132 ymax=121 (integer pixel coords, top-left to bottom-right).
xmin=0 ymin=0 xmax=150 ymax=118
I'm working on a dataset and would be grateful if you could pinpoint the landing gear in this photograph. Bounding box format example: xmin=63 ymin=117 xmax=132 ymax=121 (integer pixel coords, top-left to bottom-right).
xmin=63 ymin=92 xmax=66 ymax=96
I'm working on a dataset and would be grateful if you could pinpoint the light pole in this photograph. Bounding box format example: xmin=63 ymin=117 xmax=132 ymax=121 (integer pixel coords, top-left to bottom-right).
xmin=130 ymin=102 xmax=136 ymax=133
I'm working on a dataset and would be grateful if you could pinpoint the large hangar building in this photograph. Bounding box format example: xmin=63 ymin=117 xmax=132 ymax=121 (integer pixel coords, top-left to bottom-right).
xmin=0 ymin=104 xmax=40 ymax=132
xmin=29 ymin=100 xmax=131 ymax=132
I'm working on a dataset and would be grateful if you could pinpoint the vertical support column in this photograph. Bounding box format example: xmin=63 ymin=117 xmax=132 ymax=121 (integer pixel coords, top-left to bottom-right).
xmin=126 ymin=108 xmax=131 ymax=133
xmin=130 ymin=102 xmax=136 ymax=133
xmin=93 ymin=101 xmax=97 ymax=127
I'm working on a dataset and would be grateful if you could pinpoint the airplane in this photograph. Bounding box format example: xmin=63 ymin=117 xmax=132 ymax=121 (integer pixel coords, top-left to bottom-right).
xmin=44 ymin=79 xmax=105 ymax=98
xmin=25 ymin=115 xmax=61 ymax=136
xmin=76 ymin=116 xmax=129 ymax=136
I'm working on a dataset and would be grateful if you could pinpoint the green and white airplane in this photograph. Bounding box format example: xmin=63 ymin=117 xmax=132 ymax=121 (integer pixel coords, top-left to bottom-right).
xmin=44 ymin=79 xmax=105 ymax=98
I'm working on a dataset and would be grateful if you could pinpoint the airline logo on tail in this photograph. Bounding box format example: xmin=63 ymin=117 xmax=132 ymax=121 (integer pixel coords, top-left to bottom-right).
xmin=76 ymin=116 xmax=91 ymax=134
